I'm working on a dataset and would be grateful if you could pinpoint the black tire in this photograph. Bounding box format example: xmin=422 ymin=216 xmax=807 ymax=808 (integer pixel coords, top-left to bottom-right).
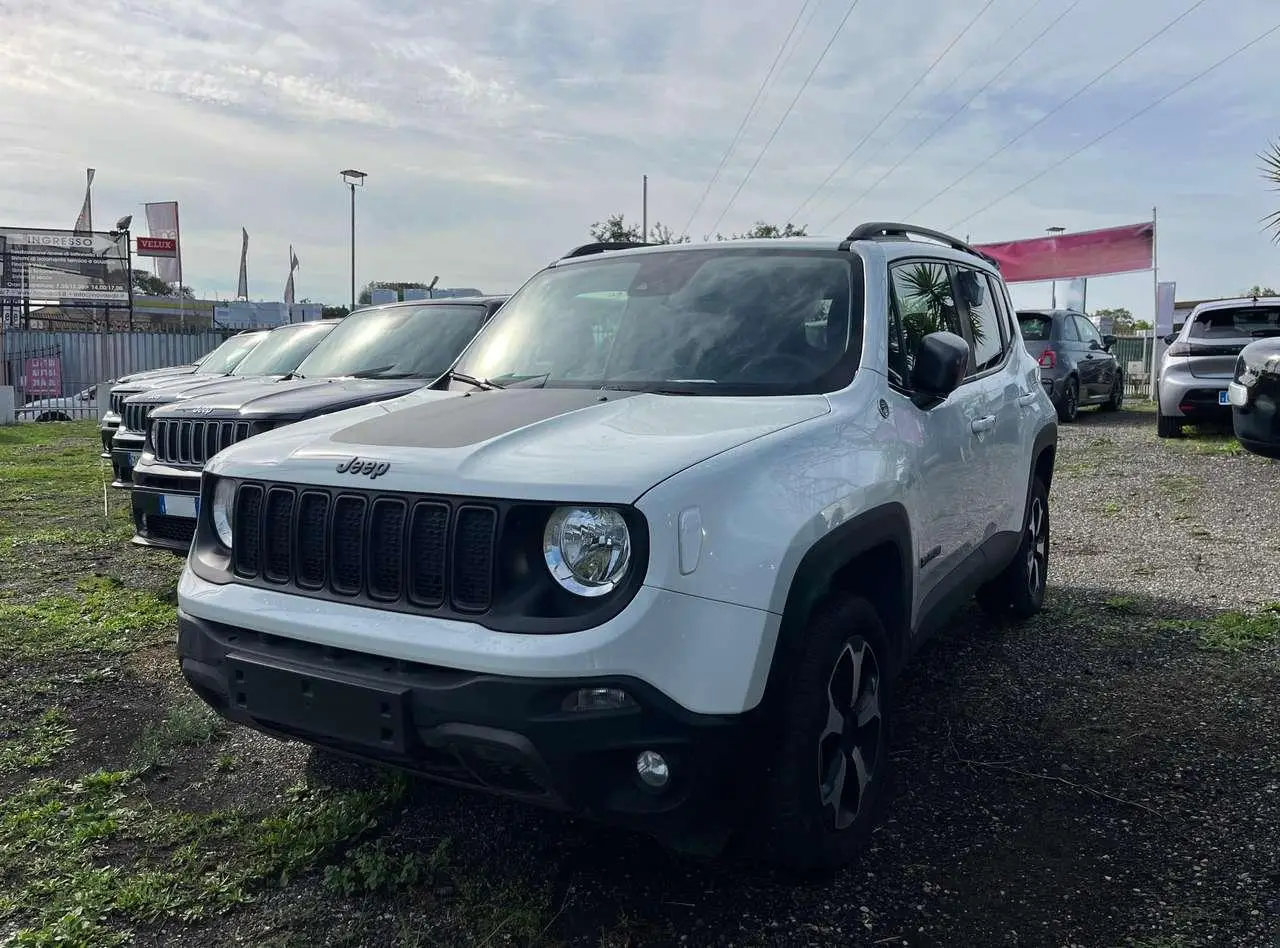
xmin=1100 ymin=374 xmax=1124 ymax=412
xmin=1056 ymin=377 xmax=1079 ymax=423
xmin=36 ymin=412 xmax=70 ymax=423
xmin=1155 ymin=406 xmax=1183 ymax=438
xmin=976 ymin=478 xmax=1050 ymax=620
xmin=753 ymin=594 xmax=893 ymax=872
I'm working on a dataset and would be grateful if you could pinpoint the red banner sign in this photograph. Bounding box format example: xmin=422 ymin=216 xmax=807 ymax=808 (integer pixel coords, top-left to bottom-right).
xmin=136 ymin=236 xmax=178 ymax=257
xmin=24 ymin=356 xmax=62 ymax=396
xmin=975 ymin=221 xmax=1154 ymax=283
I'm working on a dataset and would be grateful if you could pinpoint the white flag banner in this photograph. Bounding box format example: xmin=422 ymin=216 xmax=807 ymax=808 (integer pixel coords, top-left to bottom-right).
xmin=1155 ymin=281 xmax=1176 ymax=336
xmin=283 ymin=244 xmax=299 ymax=304
xmin=237 ymin=228 xmax=249 ymax=299
xmin=144 ymin=201 xmax=181 ymax=284
xmin=1062 ymin=277 xmax=1087 ymax=312
xmin=73 ymin=168 xmax=95 ymax=234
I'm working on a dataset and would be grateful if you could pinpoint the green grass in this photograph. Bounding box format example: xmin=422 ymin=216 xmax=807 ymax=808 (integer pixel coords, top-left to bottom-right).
xmin=1159 ymin=604 xmax=1280 ymax=653
xmin=0 ymin=575 xmax=175 ymax=661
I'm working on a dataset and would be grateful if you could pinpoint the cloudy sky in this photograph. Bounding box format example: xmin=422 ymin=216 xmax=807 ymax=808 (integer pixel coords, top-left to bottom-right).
xmin=1 ymin=0 xmax=1278 ymax=317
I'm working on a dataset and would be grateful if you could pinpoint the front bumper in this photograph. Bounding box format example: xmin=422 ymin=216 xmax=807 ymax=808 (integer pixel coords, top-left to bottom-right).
xmin=132 ymin=469 xmax=201 ymax=552
xmin=1229 ymin=380 xmax=1280 ymax=459
xmin=99 ymin=414 xmax=120 ymax=457
xmin=178 ymin=608 xmax=756 ymax=853
xmin=109 ymin=433 xmax=145 ymax=487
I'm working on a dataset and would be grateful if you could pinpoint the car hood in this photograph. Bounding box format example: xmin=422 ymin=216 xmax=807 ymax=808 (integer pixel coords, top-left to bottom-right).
xmin=206 ymin=387 xmax=832 ymax=504
xmin=150 ymin=376 xmax=431 ymax=422
xmin=115 ymin=365 xmax=197 ymax=384
xmin=131 ymin=374 xmax=286 ymax=407
xmin=19 ymin=396 xmax=81 ymax=410
xmin=1239 ymin=338 xmax=1280 ymax=380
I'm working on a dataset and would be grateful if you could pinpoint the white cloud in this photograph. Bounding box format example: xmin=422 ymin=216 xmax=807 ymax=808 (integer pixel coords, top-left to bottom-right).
xmin=0 ymin=0 xmax=1278 ymax=315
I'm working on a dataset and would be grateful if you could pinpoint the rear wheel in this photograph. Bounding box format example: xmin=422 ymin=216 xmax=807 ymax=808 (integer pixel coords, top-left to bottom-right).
xmin=1155 ymin=406 xmax=1183 ymax=438
xmin=976 ymin=478 xmax=1050 ymax=620
xmin=36 ymin=412 xmax=70 ymax=422
xmin=753 ymin=594 xmax=892 ymax=872
xmin=1056 ymin=378 xmax=1079 ymax=423
xmin=1100 ymin=374 xmax=1124 ymax=411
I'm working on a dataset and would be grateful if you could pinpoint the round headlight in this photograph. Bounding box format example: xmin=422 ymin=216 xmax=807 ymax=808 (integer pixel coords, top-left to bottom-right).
xmin=542 ymin=506 xmax=632 ymax=597
xmin=211 ymin=478 xmax=236 ymax=548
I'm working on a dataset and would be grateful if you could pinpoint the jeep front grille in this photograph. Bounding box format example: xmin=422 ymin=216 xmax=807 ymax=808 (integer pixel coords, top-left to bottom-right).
xmin=122 ymin=402 xmax=154 ymax=433
xmin=110 ymin=392 xmax=128 ymax=415
xmin=231 ymin=483 xmax=498 ymax=614
xmin=151 ymin=419 xmax=253 ymax=466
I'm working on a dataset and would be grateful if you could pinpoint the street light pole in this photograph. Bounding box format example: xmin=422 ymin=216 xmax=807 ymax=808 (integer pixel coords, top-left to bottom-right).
xmin=1045 ymin=225 xmax=1066 ymax=308
xmin=340 ymin=170 xmax=367 ymax=310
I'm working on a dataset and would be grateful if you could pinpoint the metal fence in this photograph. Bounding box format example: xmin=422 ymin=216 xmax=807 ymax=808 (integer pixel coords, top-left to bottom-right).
xmin=2 ymin=327 xmax=233 ymax=420
xmin=1112 ymin=334 xmax=1167 ymax=398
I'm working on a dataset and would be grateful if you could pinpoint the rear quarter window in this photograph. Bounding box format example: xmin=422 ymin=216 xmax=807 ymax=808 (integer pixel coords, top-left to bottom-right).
xmin=1190 ymin=306 xmax=1280 ymax=338
xmin=1017 ymin=314 xmax=1053 ymax=341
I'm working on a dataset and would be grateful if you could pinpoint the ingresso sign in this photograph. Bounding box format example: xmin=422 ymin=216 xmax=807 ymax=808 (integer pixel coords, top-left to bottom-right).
xmin=0 ymin=225 xmax=130 ymax=305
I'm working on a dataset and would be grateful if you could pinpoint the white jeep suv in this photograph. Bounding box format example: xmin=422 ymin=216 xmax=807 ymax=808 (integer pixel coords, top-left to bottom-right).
xmin=176 ymin=224 xmax=1058 ymax=870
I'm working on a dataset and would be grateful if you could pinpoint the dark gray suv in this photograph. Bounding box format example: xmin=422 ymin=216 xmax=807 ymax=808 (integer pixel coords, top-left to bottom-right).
xmin=1017 ymin=309 xmax=1123 ymax=422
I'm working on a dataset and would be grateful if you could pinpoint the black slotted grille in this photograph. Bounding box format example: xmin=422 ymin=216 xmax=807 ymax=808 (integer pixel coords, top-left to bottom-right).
xmin=230 ymin=483 xmax=498 ymax=615
xmin=110 ymin=392 xmax=127 ymax=414
xmin=151 ymin=419 xmax=253 ymax=466
xmin=122 ymin=402 xmax=153 ymax=432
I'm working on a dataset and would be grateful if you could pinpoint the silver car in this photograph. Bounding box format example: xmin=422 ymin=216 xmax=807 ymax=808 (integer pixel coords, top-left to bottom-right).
xmin=1156 ymin=297 xmax=1280 ymax=438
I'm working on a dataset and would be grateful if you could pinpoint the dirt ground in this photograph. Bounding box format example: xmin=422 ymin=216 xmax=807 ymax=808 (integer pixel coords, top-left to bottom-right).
xmin=0 ymin=410 xmax=1277 ymax=947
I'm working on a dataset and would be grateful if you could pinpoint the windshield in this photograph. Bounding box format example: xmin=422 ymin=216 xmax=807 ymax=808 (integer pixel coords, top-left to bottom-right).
xmin=195 ymin=332 xmax=270 ymax=375
xmin=231 ymin=322 xmax=339 ymax=376
xmin=293 ymin=304 xmax=488 ymax=379
xmin=451 ymin=248 xmax=860 ymax=395
xmin=1017 ymin=313 xmax=1054 ymax=341
xmin=1189 ymin=306 xmax=1280 ymax=339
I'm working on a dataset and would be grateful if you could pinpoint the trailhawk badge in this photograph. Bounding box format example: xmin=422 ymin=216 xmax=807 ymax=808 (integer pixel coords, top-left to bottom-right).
xmin=336 ymin=457 xmax=390 ymax=479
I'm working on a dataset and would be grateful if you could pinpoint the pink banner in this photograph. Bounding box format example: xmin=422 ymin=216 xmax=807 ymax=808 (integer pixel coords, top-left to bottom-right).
xmin=24 ymin=356 xmax=61 ymax=396
xmin=975 ymin=221 xmax=1154 ymax=283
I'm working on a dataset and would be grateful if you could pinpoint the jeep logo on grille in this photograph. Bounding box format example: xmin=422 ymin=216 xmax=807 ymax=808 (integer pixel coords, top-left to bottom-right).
xmin=185 ymin=406 xmax=215 ymax=415
xmin=336 ymin=457 xmax=390 ymax=479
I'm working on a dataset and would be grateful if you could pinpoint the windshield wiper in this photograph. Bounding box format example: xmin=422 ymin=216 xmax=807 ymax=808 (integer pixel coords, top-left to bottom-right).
xmin=444 ymin=370 xmax=504 ymax=390
xmin=350 ymin=370 xmax=421 ymax=379
xmin=281 ymin=371 xmax=305 ymax=380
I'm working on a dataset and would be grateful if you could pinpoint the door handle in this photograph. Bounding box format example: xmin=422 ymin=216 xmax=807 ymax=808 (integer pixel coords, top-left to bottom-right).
xmin=971 ymin=415 xmax=996 ymax=433
xmin=1017 ymin=391 xmax=1038 ymax=407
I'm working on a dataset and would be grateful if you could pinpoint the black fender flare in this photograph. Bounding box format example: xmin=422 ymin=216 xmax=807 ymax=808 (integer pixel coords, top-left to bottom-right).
xmin=1024 ymin=423 xmax=1058 ymax=518
xmin=761 ymin=502 xmax=914 ymax=715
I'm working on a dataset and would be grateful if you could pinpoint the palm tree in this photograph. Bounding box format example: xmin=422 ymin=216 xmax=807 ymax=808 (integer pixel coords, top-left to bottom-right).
xmin=896 ymin=262 xmax=986 ymax=355
xmin=1259 ymin=140 xmax=1280 ymax=241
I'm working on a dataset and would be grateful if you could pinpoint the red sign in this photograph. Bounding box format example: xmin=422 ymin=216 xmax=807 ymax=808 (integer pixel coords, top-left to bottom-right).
xmin=975 ymin=221 xmax=1154 ymax=284
xmin=136 ymin=236 xmax=178 ymax=257
xmin=24 ymin=356 xmax=62 ymax=397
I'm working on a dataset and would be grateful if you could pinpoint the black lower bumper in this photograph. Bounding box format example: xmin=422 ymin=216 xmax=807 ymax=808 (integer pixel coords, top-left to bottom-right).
xmin=109 ymin=442 xmax=143 ymax=487
xmin=1233 ymin=391 xmax=1280 ymax=459
xmin=177 ymin=611 xmax=757 ymax=854
xmin=131 ymin=481 xmax=199 ymax=552
xmin=99 ymin=424 xmax=117 ymax=458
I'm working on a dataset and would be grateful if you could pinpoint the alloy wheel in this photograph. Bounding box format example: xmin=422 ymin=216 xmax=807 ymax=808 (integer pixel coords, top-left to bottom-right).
xmin=817 ymin=638 xmax=882 ymax=830
xmin=1025 ymin=495 xmax=1048 ymax=596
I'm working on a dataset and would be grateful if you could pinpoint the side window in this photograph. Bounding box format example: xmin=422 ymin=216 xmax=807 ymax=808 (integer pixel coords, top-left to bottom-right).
xmin=886 ymin=284 xmax=910 ymax=388
xmin=985 ymin=274 xmax=1015 ymax=348
xmin=1059 ymin=316 xmax=1081 ymax=342
xmin=889 ymin=262 xmax=963 ymax=382
xmin=954 ymin=266 xmax=1006 ymax=375
xmin=1075 ymin=315 xmax=1104 ymax=348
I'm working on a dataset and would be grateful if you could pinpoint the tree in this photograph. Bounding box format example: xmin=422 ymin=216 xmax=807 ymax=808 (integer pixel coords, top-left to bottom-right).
xmin=896 ymin=262 xmax=984 ymax=352
xmin=1093 ymin=306 xmax=1135 ymax=333
xmin=131 ymin=270 xmax=194 ymax=299
xmin=357 ymin=281 xmax=433 ymax=305
xmin=321 ymin=305 xmax=350 ymax=319
xmin=587 ymin=214 xmax=807 ymax=245
xmin=1241 ymin=285 xmax=1279 ymax=297
xmin=1260 ymin=140 xmax=1280 ymax=241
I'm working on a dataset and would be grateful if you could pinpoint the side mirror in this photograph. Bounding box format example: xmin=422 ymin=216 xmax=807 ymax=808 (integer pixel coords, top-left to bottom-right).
xmin=1162 ymin=333 xmax=1176 ymax=345
xmin=1102 ymin=334 xmax=1116 ymax=349
xmin=911 ymin=331 xmax=969 ymax=406
xmin=1088 ymin=340 xmax=1102 ymax=351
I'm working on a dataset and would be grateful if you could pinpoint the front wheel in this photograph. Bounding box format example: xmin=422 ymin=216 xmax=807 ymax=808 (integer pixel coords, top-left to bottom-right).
xmin=976 ymin=478 xmax=1050 ymax=620
xmin=1100 ymin=374 xmax=1124 ymax=412
xmin=752 ymin=594 xmax=892 ymax=872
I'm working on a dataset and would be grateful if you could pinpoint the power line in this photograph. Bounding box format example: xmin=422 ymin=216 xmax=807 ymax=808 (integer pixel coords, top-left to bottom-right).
xmin=785 ymin=0 xmax=1000 ymax=226
xmin=705 ymin=0 xmax=865 ymax=237
xmin=818 ymin=0 xmax=1068 ymax=232
xmin=904 ymin=0 xmax=1213 ymax=220
xmin=947 ymin=20 xmax=1280 ymax=230
xmin=680 ymin=0 xmax=817 ymax=238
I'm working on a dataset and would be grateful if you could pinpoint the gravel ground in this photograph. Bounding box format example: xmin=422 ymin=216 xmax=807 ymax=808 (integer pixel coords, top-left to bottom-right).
xmin=4 ymin=411 xmax=1280 ymax=948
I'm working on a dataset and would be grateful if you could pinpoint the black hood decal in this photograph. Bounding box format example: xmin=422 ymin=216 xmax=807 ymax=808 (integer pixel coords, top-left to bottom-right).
xmin=331 ymin=388 xmax=642 ymax=450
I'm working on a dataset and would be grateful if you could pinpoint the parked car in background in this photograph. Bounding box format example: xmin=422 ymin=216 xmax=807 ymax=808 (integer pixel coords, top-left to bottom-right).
xmin=1227 ymin=336 xmax=1280 ymax=459
xmin=1156 ymin=297 xmax=1280 ymax=438
xmin=97 ymin=356 xmax=211 ymax=456
xmin=112 ymin=321 xmax=340 ymax=490
xmin=107 ymin=330 xmax=271 ymax=487
xmin=15 ymin=385 xmax=98 ymax=422
xmin=1016 ymin=309 xmax=1122 ymax=422
xmin=175 ymin=226 xmax=1057 ymax=870
xmin=130 ymin=296 xmax=508 ymax=551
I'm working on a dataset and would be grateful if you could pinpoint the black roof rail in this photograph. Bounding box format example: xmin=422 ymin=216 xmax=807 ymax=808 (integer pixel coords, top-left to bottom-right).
xmin=559 ymin=241 xmax=651 ymax=260
xmin=839 ymin=221 xmax=1000 ymax=268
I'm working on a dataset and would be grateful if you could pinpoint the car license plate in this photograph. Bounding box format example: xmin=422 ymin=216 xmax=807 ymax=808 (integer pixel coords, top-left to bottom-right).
xmin=158 ymin=493 xmax=199 ymax=518
xmin=1219 ymin=390 xmax=1230 ymax=406
xmin=128 ymin=452 xmax=140 ymax=467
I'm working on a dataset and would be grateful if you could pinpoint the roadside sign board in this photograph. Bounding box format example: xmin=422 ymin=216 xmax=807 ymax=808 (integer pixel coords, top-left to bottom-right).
xmin=0 ymin=226 xmax=130 ymax=304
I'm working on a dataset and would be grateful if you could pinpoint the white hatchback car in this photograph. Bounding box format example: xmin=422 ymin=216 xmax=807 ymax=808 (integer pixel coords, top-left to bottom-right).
xmin=176 ymin=224 xmax=1058 ymax=870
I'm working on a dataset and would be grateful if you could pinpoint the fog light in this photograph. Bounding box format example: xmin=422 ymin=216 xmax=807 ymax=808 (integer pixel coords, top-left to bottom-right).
xmin=562 ymin=687 xmax=635 ymax=713
xmin=635 ymin=750 xmax=670 ymax=788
